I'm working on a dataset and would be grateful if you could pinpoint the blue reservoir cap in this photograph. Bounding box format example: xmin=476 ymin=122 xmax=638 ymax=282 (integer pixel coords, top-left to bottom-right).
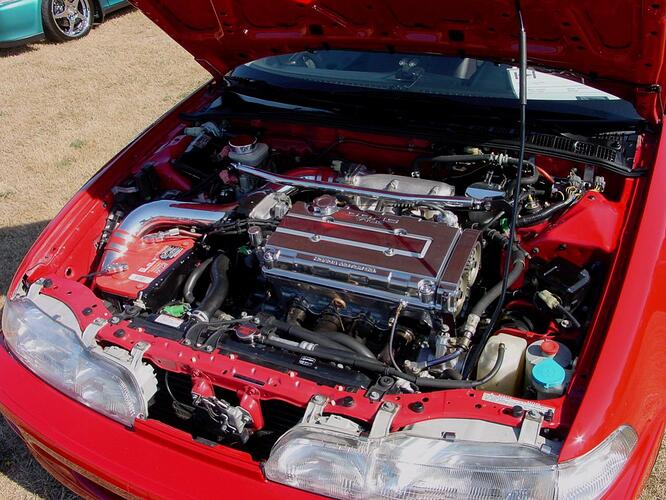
xmin=532 ymin=359 xmax=566 ymax=389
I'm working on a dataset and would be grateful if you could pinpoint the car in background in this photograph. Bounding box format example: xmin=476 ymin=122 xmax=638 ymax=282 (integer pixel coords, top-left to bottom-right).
xmin=0 ymin=0 xmax=128 ymax=47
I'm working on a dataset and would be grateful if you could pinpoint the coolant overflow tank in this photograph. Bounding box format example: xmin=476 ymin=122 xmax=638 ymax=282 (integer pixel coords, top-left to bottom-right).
xmin=477 ymin=333 xmax=527 ymax=396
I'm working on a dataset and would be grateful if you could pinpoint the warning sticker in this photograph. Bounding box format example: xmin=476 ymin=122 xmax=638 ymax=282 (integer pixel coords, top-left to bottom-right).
xmin=481 ymin=393 xmax=554 ymax=416
xmin=128 ymin=273 xmax=153 ymax=284
xmin=154 ymin=314 xmax=184 ymax=328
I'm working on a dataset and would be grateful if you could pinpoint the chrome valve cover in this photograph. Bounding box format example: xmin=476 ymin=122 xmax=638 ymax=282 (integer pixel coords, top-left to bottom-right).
xmin=261 ymin=201 xmax=481 ymax=322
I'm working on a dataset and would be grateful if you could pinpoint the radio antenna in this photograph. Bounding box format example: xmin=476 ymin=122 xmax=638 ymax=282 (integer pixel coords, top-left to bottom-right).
xmin=464 ymin=0 xmax=528 ymax=377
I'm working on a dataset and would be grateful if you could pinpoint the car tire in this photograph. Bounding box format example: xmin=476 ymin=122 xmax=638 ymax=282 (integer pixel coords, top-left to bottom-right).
xmin=41 ymin=0 xmax=94 ymax=43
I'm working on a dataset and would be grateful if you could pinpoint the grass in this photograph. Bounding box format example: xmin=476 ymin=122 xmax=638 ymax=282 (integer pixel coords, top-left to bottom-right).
xmin=0 ymin=8 xmax=663 ymax=499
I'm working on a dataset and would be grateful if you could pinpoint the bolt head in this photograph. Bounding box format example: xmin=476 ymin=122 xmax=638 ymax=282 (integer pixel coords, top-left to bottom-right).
xmin=339 ymin=396 xmax=354 ymax=407
xmin=409 ymin=401 xmax=425 ymax=413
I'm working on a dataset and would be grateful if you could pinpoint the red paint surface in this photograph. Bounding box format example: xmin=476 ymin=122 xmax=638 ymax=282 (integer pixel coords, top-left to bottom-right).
xmin=130 ymin=0 xmax=666 ymax=121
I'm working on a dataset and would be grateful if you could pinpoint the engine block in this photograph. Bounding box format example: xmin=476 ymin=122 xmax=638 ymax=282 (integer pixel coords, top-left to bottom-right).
xmin=261 ymin=198 xmax=481 ymax=323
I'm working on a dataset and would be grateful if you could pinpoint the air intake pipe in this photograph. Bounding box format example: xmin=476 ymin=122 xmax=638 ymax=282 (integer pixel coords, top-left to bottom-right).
xmin=100 ymin=200 xmax=232 ymax=272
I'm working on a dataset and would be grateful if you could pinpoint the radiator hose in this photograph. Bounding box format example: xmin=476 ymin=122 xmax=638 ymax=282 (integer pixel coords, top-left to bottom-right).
xmin=262 ymin=316 xmax=376 ymax=359
xmin=183 ymin=257 xmax=214 ymax=304
xmin=191 ymin=254 xmax=230 ymax=322
xmin=515 ymin=195 xmax=577 ymax=227
xmin=260 ymin=335 xmax=504 ymax=390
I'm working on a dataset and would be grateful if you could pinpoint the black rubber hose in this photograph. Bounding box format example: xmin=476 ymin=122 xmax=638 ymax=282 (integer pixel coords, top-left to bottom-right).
xmin=261 ymin=336 xmax=505 ymax=390
xmin=515 ymin=196 xmax=577 ymax=227
xmin=183 ymin=257 xmax=214 ymax=304
xmin=193 ymin=254 xmax=230 ymax=320
xmin=416 ymin=345 xmax=505 ymax=389
xmin=442 ymin=368 xmax=463 ymax=380
xmin=470 ymin=258 xmax=526 ymax=318
xmin=262 ymin=336 xmax=384 ymax=369
xmin=263 ymin=317 xmax=354 ymax=352
xmin=506 ymin=160 xmax=539 ymax=191
xmin=413 ymin=154 xmax=495 ymax=166
xmin=321 ymin=331 xmax=377 ymax=359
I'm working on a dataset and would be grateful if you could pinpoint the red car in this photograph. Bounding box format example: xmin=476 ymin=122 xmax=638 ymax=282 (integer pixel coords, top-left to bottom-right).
xmin=1 ymin=0 xmax=664 ymax=498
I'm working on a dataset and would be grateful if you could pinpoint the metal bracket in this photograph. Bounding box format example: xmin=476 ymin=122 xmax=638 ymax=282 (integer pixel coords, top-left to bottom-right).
xmin=302 ymin=394 xmax=328 ymax=424
xmin=26 ymin=281 xmax=44 ymax=300
xmin=129 ymin=341 xmax=151 ymax=370
xmin=518 ymin=410 xmax=544 ymax=446
xmin=369 ymin=401 xmax=399 ymax=439
xmin=182 ymin=323 xmax=227 ymax=352
xmin=365 ymin=376 xmax=396 ymax=402
xmin=81 ymin=318 xmax=107 ymax=347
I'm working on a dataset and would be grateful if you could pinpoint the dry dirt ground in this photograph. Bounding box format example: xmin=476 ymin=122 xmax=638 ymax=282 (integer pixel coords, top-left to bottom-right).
xmin=0 ymin=8 xmax=663 ymax=499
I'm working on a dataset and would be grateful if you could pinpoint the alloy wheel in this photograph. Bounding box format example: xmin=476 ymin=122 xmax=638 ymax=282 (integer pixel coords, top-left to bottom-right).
xmin=51 ymin=0 xmax=91 ymax=38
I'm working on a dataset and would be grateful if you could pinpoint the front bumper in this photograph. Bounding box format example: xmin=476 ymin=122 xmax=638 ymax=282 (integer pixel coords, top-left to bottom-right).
xmin=0 ymin=339 xmax=315 ymax=499
xmin=0 ymin=0 xmax=43 ymax=48
xmin=0 ymin=335 xmax=661 ymax=499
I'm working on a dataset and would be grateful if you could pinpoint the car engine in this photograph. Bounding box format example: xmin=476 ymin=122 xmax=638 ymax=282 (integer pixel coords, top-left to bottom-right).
xmin=68 ymin=118 xmax=623 ymax=451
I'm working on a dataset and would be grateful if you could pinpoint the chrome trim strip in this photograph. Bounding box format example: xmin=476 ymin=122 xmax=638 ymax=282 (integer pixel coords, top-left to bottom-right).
xmin=274 ymin=227 xmax=431 ymax=258
xmin=234 ymin=163 xmax=480 ymax=208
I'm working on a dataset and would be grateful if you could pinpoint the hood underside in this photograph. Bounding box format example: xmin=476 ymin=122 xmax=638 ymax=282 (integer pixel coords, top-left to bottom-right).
xmin=133 ymin=0 xmax=666 ymax=121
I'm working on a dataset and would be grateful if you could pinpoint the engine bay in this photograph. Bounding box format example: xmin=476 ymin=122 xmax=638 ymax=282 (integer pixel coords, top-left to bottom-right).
xmin=14 ymin=101 xmax=641 ymax=459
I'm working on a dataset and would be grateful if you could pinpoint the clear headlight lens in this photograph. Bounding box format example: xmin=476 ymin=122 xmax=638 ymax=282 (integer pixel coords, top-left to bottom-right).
xmin=264 ymin=424 xmax=637 ymax=499
xmin=2 ymin=297 xmax=146 ymax=426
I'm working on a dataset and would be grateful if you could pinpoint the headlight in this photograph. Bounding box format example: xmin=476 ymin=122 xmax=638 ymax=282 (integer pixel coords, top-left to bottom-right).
xmin=264 ymin=423 xmax=637 ymax=499
xmin=2 ymin=297 xmax=146 ymax=426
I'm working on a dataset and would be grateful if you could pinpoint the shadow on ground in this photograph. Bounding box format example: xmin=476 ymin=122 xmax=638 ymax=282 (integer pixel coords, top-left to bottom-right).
xmin=0 ymin=220 xmax=48 ymax=297
xmin=0 ymin=220 xmax=78 ymax=498
xmin=0 ymin=44 xmax=38 ymax=57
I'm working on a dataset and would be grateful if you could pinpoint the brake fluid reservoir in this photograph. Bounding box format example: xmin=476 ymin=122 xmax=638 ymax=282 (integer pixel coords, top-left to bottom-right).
xmin=477 ymin=333 xmax=527 ymax=396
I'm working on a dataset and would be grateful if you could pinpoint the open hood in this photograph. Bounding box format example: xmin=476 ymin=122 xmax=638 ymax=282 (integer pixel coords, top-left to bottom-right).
xmin=133 ymin=0 xmax=666 ymax=121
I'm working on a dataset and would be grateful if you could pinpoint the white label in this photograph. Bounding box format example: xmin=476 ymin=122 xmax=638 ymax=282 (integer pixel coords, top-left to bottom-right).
xmin=481 ymin=393 xmax=554 ymax=415
xmin=154 ymin=314 xmax=184 ymax=328
xmin=128 ymin=273 xmax=153 ymax=284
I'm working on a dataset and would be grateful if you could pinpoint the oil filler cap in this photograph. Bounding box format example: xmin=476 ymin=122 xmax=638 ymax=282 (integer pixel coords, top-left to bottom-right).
xmin=532 ymin=359 xmax=565 ymax=389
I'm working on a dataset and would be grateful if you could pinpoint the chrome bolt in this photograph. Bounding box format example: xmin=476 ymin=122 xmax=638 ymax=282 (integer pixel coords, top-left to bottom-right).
xmin=417 ymin=279 xmax=436 ymax=304
xmin=382 ymin=401 xmax=397 ymax=412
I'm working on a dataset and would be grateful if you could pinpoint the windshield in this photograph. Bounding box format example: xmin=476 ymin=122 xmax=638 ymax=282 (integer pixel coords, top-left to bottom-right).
xmin=228 ymin=51 xmax=642 ymax=123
